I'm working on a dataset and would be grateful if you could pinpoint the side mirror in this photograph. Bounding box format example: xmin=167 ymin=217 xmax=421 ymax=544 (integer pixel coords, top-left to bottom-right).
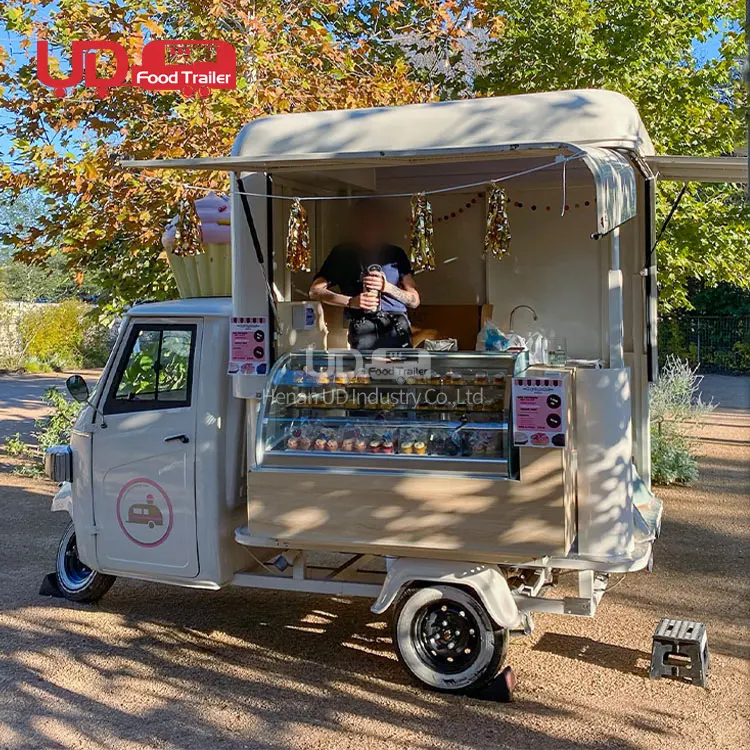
xmin=66 ymin=374 xmax=90 ymax=403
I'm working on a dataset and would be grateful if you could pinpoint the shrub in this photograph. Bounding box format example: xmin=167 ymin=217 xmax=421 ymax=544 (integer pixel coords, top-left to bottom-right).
xmin=650 ymin=430 xmax=699 ymax=486
xmin=649 ymin=355 xmax=714 ymax=485
xmin=13 ymin=300 xmax=113 ymax=372
xmin=1 ymin=387 xmax=81 ymax=476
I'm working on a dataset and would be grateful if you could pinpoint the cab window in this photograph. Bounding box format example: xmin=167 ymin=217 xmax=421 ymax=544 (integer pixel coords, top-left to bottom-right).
xmin=105 ymin=324 xmax=196 ymax=413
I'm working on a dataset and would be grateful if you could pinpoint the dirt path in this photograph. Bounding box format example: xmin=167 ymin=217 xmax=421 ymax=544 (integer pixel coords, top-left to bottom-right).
xmin=0 ymin=413 xmax=748 ymax=749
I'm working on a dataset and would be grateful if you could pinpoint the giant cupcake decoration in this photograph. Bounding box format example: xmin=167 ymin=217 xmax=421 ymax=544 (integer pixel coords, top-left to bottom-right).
xmin=162 ymin=192 xmax=231 ymax=297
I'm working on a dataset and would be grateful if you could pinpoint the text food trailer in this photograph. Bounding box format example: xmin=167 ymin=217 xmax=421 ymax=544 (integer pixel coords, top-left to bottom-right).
xmin=45 ymin=90 xmax=746 ymax=692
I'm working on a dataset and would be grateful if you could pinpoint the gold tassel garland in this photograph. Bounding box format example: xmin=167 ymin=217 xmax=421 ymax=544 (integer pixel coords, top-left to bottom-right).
xmin=171 ymin=197 xmax=204 ymax=257
xmin=409 ymin=193 xmax=435 ymax=272
xmin=285 ymin=198 xmax=311 ymax=272
xmin=484 ymin=183 xmax=511 ymax=260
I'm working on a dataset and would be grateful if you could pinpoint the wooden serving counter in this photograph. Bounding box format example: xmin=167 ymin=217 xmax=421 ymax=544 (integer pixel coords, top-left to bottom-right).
xmin=246 ymin=445 xmax=576 ymax=563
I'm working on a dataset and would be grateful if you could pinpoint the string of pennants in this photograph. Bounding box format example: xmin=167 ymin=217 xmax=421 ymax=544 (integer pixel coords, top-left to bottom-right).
xmin=409 ymin=192 xmax=594 ymax=225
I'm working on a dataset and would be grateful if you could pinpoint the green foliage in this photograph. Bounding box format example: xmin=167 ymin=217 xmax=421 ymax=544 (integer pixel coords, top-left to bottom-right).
xmin=1 ymin=387 xmax=81 ymax=476
xmin=0 ymin=255 xmax=75 ymax=302
xmin=657 ymin=186 xmax=750 ymax=314
xmin=659 ymin=314 xmax=750 ymax=374
xmin=117 ymin=329 xmax=190 ymax=397
xmin=18 ymin=300 xmax=87 ymax=371
xmin=13 ymin=300 xmax=112 ymax=372
xmin=4 ymin=432 xmax=27 ymax=457
xmin=651 ymin=430 xmax=699 ymax=486
xmin=119 ymin=330 xmax=160 ymax=396
xmin=36 ymin=387 xmax=81 ymax=452
xmin=0 ymin=191 xmax=83 ymax=302
xmin=80 ymin=236 xmax=177 ymax=327
xmin=688 ymin=281 xmax=750 ymax=316
xmin=649 ymin=355 xmax=714 ymax=485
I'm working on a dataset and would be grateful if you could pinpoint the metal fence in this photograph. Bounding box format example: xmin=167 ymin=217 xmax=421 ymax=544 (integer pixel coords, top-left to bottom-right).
xmin=659 ymin=315 xmax=750 ymax=375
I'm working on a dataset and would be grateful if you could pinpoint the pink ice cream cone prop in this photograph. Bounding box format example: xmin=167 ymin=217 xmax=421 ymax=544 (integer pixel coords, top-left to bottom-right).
xmin=162 ymin=192 xmax=231 ymax=298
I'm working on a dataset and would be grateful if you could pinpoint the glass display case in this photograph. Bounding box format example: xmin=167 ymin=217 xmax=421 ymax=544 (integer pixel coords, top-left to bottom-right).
xmin=256 ymin=350 xmax=529 ymax=476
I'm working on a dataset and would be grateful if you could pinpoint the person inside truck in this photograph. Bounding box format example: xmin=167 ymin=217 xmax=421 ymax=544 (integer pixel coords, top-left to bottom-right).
xmin=309 ymin=199 xmax=420 ymax=350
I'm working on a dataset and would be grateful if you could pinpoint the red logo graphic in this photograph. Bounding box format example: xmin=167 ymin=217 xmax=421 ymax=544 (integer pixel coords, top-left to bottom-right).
xmin=37 ymin=39 xmax=236 ymax=98
xmin=116 ymin=477 xmax=174 ymax=548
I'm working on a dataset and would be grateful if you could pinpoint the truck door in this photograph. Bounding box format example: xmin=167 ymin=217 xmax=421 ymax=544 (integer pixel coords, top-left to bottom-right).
xmin=93 ymin=319 xmax=201 ymax=577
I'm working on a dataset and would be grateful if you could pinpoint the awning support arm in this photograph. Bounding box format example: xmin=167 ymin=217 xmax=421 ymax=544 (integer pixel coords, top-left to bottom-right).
xmin=649 ymin=182 xmax=687 ymax=261
xmin=235 ymin=174 xmax=265 ymax=267
xmin=234 ymin=173 xmax=281 ymax=335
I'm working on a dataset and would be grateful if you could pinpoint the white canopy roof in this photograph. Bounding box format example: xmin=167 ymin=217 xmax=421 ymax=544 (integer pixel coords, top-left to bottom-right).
xmin=123 ymin=89 xmax=654 ymax=174
xmin=230 ymin=88 xmax=654 ymax=165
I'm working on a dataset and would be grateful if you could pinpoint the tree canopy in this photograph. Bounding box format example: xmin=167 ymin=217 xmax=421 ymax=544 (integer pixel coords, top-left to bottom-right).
xmin=0 ymin=0 xmax=747 ymax=316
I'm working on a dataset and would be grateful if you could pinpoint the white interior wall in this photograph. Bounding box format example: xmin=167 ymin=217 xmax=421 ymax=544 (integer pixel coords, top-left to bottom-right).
xmin=486 ymin=185 xmax=603 ymax=359
xmin=272 ymin=172 xmax=613 ymax=363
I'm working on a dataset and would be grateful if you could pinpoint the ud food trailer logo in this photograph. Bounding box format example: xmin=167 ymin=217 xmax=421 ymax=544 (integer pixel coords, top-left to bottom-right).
xmin=36 ymin=39 xmax=236 ymax=97
xmin=116 ymin=478 xmax=174 ymax=547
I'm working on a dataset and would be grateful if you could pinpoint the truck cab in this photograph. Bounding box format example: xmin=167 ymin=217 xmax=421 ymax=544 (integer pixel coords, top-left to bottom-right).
xmin=56 ymin=297 xmax=247 ymax=590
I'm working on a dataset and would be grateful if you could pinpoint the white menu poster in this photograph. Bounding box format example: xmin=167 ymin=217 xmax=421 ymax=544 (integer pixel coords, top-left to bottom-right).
xmin=512 ymin=376 xmax=567 ymax=448
xmin=227 ymin=316 xmax=269 ymax=376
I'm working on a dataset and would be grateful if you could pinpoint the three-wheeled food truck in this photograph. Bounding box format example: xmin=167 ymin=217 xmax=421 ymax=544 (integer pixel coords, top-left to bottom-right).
xmin=44 ymin=89 xmax=745 ymax=692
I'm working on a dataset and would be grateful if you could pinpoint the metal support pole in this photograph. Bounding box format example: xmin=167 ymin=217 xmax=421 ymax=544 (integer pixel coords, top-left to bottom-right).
xmin=608 ymin=227 xmax=625 ymax=368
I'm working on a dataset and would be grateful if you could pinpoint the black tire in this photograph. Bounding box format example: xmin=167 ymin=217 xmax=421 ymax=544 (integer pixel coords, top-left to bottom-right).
xmin=56 ymin=521 xmax=116 ymax=603
xmin=392 ymin=584 xmax=508 ymax=693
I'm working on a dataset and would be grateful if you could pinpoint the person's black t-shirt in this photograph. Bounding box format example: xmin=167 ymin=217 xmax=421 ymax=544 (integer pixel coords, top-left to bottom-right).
xmin=314 ymin=243 xmax=413 ymax=314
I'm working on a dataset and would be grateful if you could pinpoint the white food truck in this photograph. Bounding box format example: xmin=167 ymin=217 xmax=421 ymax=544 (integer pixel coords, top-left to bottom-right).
xmin=44 ymin=89 xmax=744 ymax=692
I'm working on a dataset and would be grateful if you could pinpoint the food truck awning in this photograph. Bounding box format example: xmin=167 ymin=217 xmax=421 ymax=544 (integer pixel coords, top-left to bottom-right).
xmin=644 ymin=155 xmax=747 ymax=183
xmin=121 ymin=89 xmax=656 ymax=233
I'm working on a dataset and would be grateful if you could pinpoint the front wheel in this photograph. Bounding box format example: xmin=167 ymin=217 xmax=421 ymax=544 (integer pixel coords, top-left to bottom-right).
xmin=56 ymin=522 xmax=116 ymax=602
xmin=392 ymin=585 xmax=508 ymax=693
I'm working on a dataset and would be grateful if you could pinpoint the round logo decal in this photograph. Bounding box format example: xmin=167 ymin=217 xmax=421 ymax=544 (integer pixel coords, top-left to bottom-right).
xmin=116 ymin=478 xmax=174 ymax=547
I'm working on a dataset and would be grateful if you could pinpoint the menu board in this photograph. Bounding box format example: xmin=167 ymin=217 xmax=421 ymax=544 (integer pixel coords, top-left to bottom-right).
xmin=512 ymin=377 xmax=566 ymax=448
xmin=228 ymin=316 xmax=269 ymax=376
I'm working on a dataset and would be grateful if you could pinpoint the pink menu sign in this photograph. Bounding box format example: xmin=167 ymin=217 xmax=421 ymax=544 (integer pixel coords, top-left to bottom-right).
xmin=227 ymin=316 xmax=269 ymax=375
xmin=512 ymin=377 xmax=566 ymax=448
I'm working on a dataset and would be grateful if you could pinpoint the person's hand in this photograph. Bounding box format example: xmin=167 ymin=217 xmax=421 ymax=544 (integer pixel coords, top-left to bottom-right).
xmin=363 ymin=270 xmax=386 ymax=292
xmin=349 ymin=291 xmax=379 ymax=312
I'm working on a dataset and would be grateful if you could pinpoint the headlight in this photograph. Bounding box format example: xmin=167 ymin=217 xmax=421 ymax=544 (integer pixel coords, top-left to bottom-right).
xmin=45 ymin=446 xmax=73 ymax=482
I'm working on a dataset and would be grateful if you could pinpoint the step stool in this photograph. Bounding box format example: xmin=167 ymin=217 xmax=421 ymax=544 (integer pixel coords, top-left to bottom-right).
xmin=650 ymin=618 xmax=709 ymax=687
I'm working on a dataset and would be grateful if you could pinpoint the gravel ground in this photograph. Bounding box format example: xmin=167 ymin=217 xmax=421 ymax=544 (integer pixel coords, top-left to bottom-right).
xmin=0 ymin=403 xmax=748 ymax=748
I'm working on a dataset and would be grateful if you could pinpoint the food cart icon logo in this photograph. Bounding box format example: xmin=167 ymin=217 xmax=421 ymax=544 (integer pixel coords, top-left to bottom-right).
xmin=37 ymin=39 xmax=237 ymax=98
xmin=127 ymin=495 xmax=163 ymax=529
xmin=116 ymin=478 xmax=174 ymax=547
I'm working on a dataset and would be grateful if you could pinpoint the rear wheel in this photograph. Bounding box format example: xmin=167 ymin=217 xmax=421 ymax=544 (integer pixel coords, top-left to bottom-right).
xmin=56 ymin=522 xmax=116 ymax=603
xmin=392 ymin=585 xmax=508 ymax=693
